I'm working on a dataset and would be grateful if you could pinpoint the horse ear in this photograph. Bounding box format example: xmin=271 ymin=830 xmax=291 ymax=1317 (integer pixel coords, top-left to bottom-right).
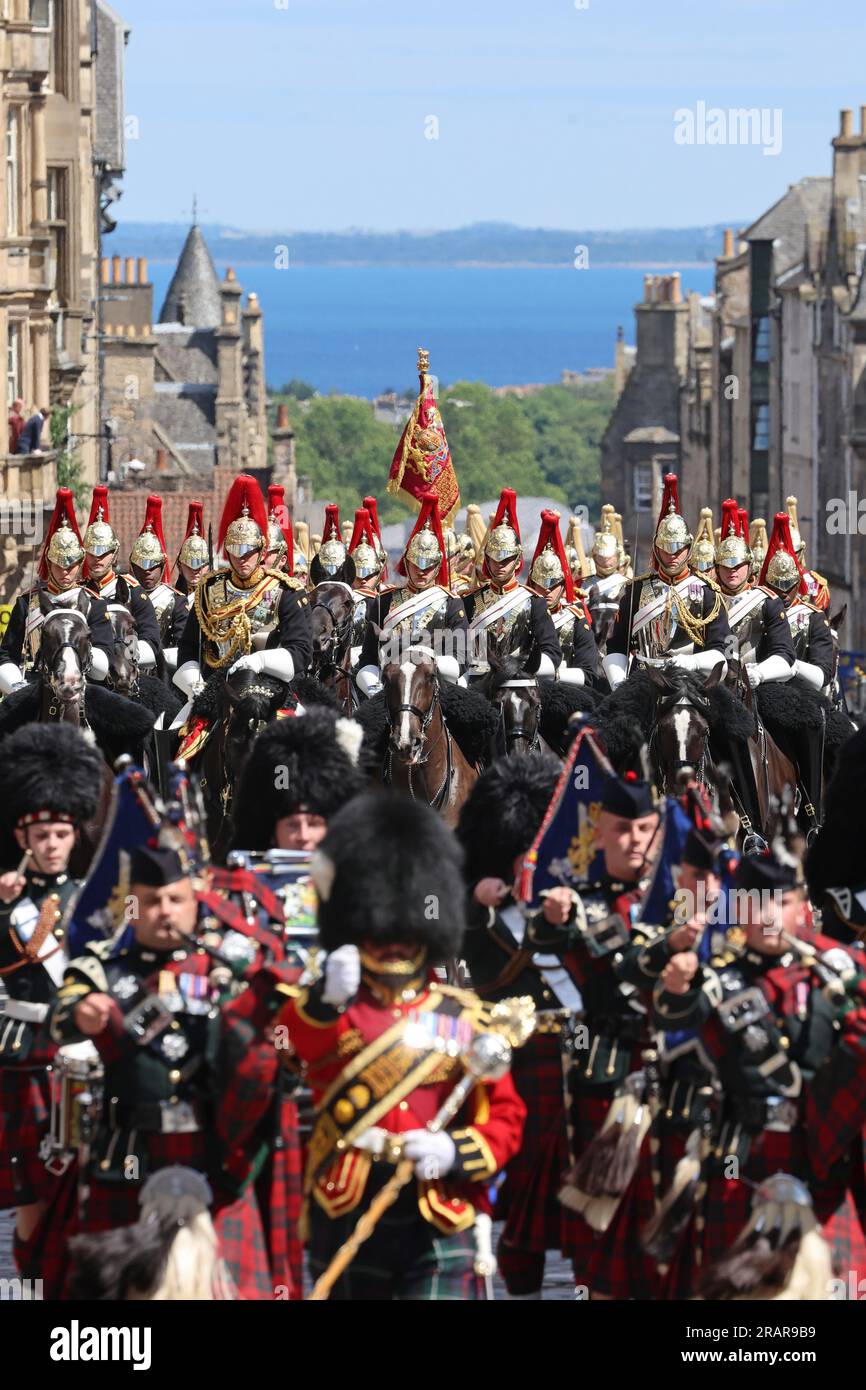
xmin=702 ymin=661 xmax=724 ymax=692
xmin=38 ymin=589 xmax=53 ymax=616
xmin=115 ymin=575 xmax=130 ymax=606
xmin=76 ymin=589 xmax=90 ymax=616
xmin=829 ymin=604 xmax=846 ymax=631
xmin=645 ymin=666 xmax=669 ymax=692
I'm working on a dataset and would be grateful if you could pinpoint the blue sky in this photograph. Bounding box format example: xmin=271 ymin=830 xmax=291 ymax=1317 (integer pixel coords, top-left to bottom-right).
xmin=117 ymin=0 xmax=866 ymax=231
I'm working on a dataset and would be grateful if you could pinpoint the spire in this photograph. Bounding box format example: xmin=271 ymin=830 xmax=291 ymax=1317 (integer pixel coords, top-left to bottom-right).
xmin=159 ymin=223 xmax=222 ymax=329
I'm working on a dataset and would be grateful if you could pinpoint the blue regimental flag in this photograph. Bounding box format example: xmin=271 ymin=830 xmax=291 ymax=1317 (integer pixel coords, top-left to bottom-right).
xmin=635 ymin=796 xmax=688 ymax=928
xmin=61 ymin=765 xmax=160 ymax=957
xmin=517 ymin=727 xmax=614 ymax=910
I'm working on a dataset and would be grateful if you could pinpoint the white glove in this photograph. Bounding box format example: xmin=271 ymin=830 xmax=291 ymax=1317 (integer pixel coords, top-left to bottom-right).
xmin=435 ymin=653 xmax=460 ymax=683
xmin=89 ymin=648 xmax=108 ymax=681
xmin=668 ymin=650 xmax=727 ymax=678
xmin=755 ymin=654 xmax=793 ymax=685
xmin=0 ymin=662 xmax=25 ymax=695
xmin=356 ymin=664 xmax=383 ymax=698
xmin=137 ymin=640 xmax=156 ymax=668
xmin=536 ymin=653 xmax=555 ymax=678
xmin=400 ymin=1129 xmax=457 ymax=1179
xmin=792 ymin=658 xmax=826 ymax=692
xmin=228 ymin=652 xmax=266 ymax=676
xmin=602 ymin=651 xmax=628 ymax=689
xmin=745 ymin=662 xmax=762 ymax=689
xmin=322 ymin=944 xmax=361 ymax=1008
xmin=174 ymin=660 xmax=203 ymax=697
xmin=162 ymin=646 xmax=178 ymax=670
xmin=559 ymin=665 xmax=586 ymax=686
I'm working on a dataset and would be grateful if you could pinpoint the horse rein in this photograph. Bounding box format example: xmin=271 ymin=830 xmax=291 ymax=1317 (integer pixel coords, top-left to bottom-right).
xmin=385 ymin=678 xmax=453 ymax=811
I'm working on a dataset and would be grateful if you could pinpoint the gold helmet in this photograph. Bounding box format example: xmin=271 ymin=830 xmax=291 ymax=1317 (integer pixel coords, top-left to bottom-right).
xmin=760 ymin=512 xmax=802 ymax=594
xmin=348 ymin=507 xmax=383 ymax=582
xmin=484 ymin=488 xmax=522 ymax=566
xmin=179 ymin=528 xmax=209 ymax=571
xmin=399 ymin=493 xmax=446 ymax=582
xmin=130 ymin=496 xmax=169 ymax=575
xmin=716 ymin=498 xmax=750 ymax=568
xmin=654 ymin=474 xmax=692 ymax=554
xmin=690 ymin=507 xmax=717 ymax=573
xmin=46 ymin=519 xmax=85 ymax=569
xmin=592 ymin=505 xmax=620 ymax=576
xmin=406 ymin=519 xmax=443 ymax=572
xmin=224 ymin=512 xmax=265 ymax=558
xmin=530 ymin=545 xmax=565 ymax=591
xmin=316 ymin=505 xmax=348 ymax=577
xmin=82 ymin=485 xmax=118 ymax=558
xmin=766 ymin=550 xmax=800 ymax=591
xmin=267 ymin=518 xmax=289 ymax=561
xmin=218 ymin=476 xmax=268 ymax=560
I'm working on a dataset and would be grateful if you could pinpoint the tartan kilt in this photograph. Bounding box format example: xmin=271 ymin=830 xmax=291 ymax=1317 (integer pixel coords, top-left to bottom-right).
xmin=254 ymin=1092 xmax=304 ymax=1299
xmin=0 ymin=1065 xmax=55 ymax=1209
xmin=498 ymin=1034 xmax=568 ymax=1254
xmin=586 ymin=1127 xmax=662 ymax=1300
xmin=307 ymin=1174 xmax=483 ymax=1301
xmin=18 ymin=1130 xmax=273 ymax=1301
xmin=662 ymin=1128 xmax=866 ymax=1298
xmin=560 ymin=1090 xmax=613 ymax=1282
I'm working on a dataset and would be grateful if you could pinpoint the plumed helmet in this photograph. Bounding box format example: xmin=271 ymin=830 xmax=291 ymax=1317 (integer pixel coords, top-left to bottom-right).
xmin=484 ymin=488 xmax=522 ymax=565
xmin=82 ymin=486 xmax=118 ymax=558
xmin=457 ymin=755 xmax=561 ymax=886
xmin=654 ymin=473 xmax=692 ymax=554
xmin=690 ymin=507 xmax=717 ymax=573
xmin=177 ymin=500 xmax=209 ymax=572
xmin=130 ymin=495 xmax=170 ymax=580
xmin=218 ymin=476 xmax=268 ymax=560
xmin=40 ymin=488 xmax=84 ymax=576
xmin=716 ymin=498 xmax=751 ymax=568
xmin=592 ymin=506 xmax=619 ymax=575
xmin=229 ymin=709 xmax=366 ymax=853
xmin=313 ymin=792 xmax=466 ymax=957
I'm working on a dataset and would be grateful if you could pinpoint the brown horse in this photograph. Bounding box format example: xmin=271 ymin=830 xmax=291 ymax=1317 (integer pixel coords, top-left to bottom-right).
xmin=381 ymin=650 xmax=477 ymax=826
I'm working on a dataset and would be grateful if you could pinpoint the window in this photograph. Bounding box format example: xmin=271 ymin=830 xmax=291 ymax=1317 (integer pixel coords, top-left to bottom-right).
xmin=7 ymin=322 xmax=22 ymax=411
xmin=5 ymin=109 xmax=20 ymax=237
xmin=752 ymin=403 xmax=770 ymax=451
xmin=633 ymin=462 xmax=653 ymax=512
xmin=30 ymin=0 xmax=52 ymax=28
xmin=46 ymin=167 xmax=69 ymax=347
xmin=753 ymin=316 xmax=771 ymax=363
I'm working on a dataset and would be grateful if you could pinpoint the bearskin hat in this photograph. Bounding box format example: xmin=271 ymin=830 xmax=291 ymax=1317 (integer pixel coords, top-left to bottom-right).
xmin=314 ymin=792 xmax=466 ymax=958
xmin=0 ymin=724 xmax=104 ymax=864
xmin=228 ymin=709 xmax=366 ymax=853
xmin=457 ymin=754 xmax=560 ymax=886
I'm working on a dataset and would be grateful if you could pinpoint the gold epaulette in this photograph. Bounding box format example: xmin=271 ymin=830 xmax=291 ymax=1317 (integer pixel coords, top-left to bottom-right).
xmin=265 ymin=567 xmax=304 ymax=591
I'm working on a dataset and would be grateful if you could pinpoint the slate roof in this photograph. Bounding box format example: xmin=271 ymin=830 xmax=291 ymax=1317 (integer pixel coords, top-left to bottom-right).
xmin=744 ymin=177 xmax=832 ymax=276
xmin=159 ymin=225 xmax=222 ymax=329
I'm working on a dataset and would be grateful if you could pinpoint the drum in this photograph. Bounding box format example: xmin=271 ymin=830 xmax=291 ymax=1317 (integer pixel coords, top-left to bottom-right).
xmin=41 ymin=1040 xmax=104 ymax=1175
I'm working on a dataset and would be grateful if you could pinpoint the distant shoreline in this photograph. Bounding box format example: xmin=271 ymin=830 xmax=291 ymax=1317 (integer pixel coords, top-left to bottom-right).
xmin=137 ymin=258 xmax=716 ymax=271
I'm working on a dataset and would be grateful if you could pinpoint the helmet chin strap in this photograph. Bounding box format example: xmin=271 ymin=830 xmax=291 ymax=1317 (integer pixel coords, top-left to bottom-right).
xmin=652 ymin=547 xmax=689 ymax=582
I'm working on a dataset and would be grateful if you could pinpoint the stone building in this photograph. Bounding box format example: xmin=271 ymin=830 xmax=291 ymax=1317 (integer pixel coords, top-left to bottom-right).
xmin=1 ymin=0 xmax=127 ymax=506
xmin=600 ymin=106 xmax=866 ymax=650
xmin=100 ymin=221 xmax=277 ymax=488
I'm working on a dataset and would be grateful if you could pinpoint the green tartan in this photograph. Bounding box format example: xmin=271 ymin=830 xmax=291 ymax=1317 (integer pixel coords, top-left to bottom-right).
xmin=307 ymin=1174 xmax=483 ymax=1301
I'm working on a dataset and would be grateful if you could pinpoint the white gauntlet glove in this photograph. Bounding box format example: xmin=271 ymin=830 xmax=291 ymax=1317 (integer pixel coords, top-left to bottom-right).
xmin=322 ymin=944 xmax=361 ymax=1008
xmin=745 ymin=662 xmax=762 ymax=689
xmin=400 ymin=1129 xmax=457 ymax=1179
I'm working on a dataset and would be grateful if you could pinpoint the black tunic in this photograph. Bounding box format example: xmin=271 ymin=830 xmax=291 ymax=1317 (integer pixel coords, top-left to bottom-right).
xmin=178 ymin=574 xmax=312 ymax=675
xmin=466 ymin=584 xmax=562 ymax=674
xmin=358 ymin=586 xmax=470 ymax=672
xmin=607 ymin=575 xmax=731 ymax=659
xmin=0 ymin=588 xmax=114 ymax=671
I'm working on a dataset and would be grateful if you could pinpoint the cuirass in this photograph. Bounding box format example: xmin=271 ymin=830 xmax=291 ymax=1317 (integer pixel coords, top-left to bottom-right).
xmin=785 ymin=603 xmax=813 ymax=658
xmin=351 ymin=594 xmax=370 ymax=647
xmin=727 ymin=600 xmax=766 ymax=665
xmin=148 ymin=583 xmax=176 ymax=639
xmin=382 ymin=586 xmax=450 ymax=645
xmin=469 ymin=584 xmax=532 ymax=661
xmin=633 ymin=575 xmax=704 ymax=659
xmin=552 ymin=606 xmax=576 ymax=665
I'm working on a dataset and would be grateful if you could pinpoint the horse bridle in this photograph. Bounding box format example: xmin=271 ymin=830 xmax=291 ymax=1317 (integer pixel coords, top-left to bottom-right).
xmin=496 ymin=678 xmax=541 ymax=755
xmin=312 ymin=600 xmax=353 ymax=674
xmin=649 ymin=692 xmax=710 ymax=792
xmin=385 ymin=676 xmax=453 ymax=811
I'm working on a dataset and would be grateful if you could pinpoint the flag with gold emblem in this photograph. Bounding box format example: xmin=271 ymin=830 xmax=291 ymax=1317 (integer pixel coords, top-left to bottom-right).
xmin=388 ymin=348 xmax=460 ymax=524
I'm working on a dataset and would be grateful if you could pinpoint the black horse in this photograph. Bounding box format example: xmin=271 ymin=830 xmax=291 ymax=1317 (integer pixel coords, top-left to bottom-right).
xmin=481 ymin=656 xmax=597 ymax=759
xmin=310 ymin=581 xmax=357 ymax=715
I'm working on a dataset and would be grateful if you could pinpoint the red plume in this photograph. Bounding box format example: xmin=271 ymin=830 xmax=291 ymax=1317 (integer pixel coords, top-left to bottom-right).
xmin=217 ymin=474 xmax=269 ymax=557
xmin=322 ymin=503 xmax=341 ymax=544
xmin=530 ymin=510 xmax=574 ymax=603
xmin=656 ymin=473 xmax=681 ymax=532
xmin=348 ymin=507 xmax=376 ymax=553
xmin=719 ymin=498 xmax=740 ymax=541
xmin=180 ymin=500 xmax=204 ymax=545
xmin=137 ymin=495 xmax=170 ymax=583
xmin=737 ymin=506 xmax=750 ymax=542
xmin=363 ymin=496 xmax=383 ymax=542
xmin=490 ymin=487 xmax=521 ymax=542
xmin=759 ymin=512 xmax=804 ymax=588
xmin=87 ymin=484 xmax=110 ymax=528
xmin=398 ymin=492 xmax=449 ymax=588
xmin=39 ymin=487 xmax=82 ymax=579
xmin=267 ymin=483 xmax=294 ymax=574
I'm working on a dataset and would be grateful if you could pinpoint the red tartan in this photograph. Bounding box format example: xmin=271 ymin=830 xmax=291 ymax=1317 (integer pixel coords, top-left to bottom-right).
xmin=662 ymin=1128 xmax=866 ymax=1298
xmin=254 ymin=1093 xmax=304 ymax=1300
xmin=586 ymin=1126 xmax=662 ymax=1300
xmin=497 ymin=1034 xmax=568 ymax=1255
xmin=0 ymin=1065 xmax=55 ymax=1208
xmin=560 ymin=1091 xmax=612 ymax=1284
xmin=19 ymin=1130 xmax=273 ymax=1301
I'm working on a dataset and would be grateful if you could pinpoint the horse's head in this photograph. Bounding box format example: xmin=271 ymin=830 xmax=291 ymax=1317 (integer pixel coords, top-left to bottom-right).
xmin=105 ymin=605 xmax=139 ymax=697
xmin=383 ymin=648 xmax=439 ymax=765
xmin=484 ymin=655 xmax=541 ymax=756
xmin=310 ymin=581 xmax=355 ymax=673
xmin=586 ymin=583 xmax=619 ymax=651
xmin=221 ymin=668 xmax=290 ymax=784
xmin=646 ymin=661 xmax=722 ymax=791
xmin=40 ymin=605 xmax=91 ymax=704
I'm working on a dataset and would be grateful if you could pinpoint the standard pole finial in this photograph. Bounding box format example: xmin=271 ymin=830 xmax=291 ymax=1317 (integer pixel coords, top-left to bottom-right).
xmin=417 ymin=348 xmax=430 ymax=375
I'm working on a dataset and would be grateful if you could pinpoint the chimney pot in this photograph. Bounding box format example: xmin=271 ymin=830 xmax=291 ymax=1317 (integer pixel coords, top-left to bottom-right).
xmin=643 ymin=274 xmax=652 ymax=303
xmin=137 ymin=257 xmax=148 ymax=284
xmin=671 ymin=272 xmax=682 ymax=304
xmin=841 ymin=108 xmax=854 ymax=137
xmin=860 ymin=105 xmax=866 ymax=136
xmin=100 ymin=257 xmax=110 ymax=285
xmin=277 ymin=403 xmax=289 ymax=429
xmin=111 ymin=255 xmax=122 ymax=283
xmin=156 ymin=448 xmax=167 ymax=472
xmin=125 ymin=257 xmax=136 ymax=285
xmin=723 ymin=227 xmax=734 ymax=257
